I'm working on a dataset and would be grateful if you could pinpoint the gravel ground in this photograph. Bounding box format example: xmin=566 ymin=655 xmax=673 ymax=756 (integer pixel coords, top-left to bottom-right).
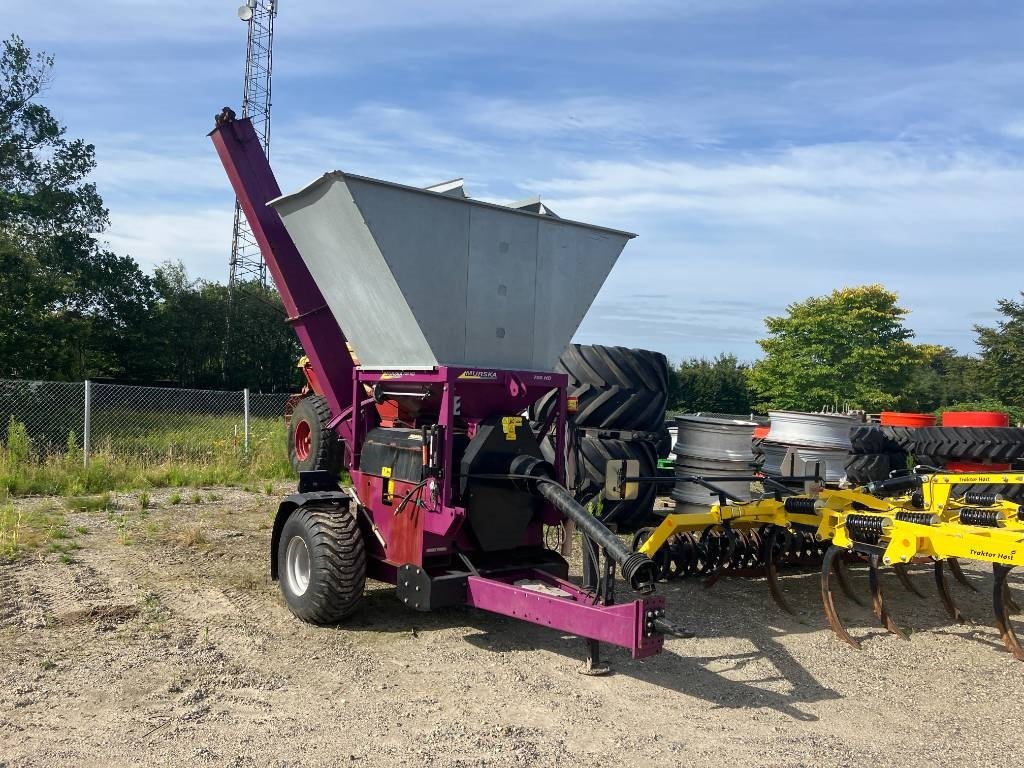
xmin=1 ymin=487 xmax=1022 ymax=767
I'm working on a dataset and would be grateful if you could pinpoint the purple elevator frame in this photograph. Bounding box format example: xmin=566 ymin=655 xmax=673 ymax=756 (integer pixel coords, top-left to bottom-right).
xmin=210 ymin=117 xmax=665 ymax=660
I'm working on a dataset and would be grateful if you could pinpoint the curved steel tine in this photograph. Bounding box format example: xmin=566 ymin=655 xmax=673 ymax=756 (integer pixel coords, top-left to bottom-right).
xmin=993 ymin=564 xmax=1024 ymax=661
xmin=893 ymin=563 xmax=926 ymax=598
xmin=704 ymin=527 xmax=737 ymax=589
xmin=869 ymin=554 xmax=909 ymax=640
xmin=832 ymin=555 xmax=866 ymax=608
xmin=948 ymin=558 xmax=979 ymax=593
xmin=1003 ymin=581 xmax=1020 ymax=615
xmin=821 ymin=545 xmax=861 ymax=649
xmin=934 ymin=560 xmax=965 ymax=623
xmin=764 ymin=526 xmax=797 ymax=616
xmin=991 ymin=565 xmax=1024 ymax=663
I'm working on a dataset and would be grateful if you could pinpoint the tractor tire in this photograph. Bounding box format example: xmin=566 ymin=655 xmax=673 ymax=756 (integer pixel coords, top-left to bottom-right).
xmin=288 ymin=395 xmax=343 ymax=475
xmin=906 ymin=427 xmax=1024 ymax=463
xmin=277 ymin=503 xmax=366 ymax=624
xmin=849 ymin=425 xmax=904 ymax=455
xmin=656 ymin=427 xmax=673 ymax=459
xmin=576 ymin=436 xmax=657 ymax=532
xmin=530 ymin=345 xmax=670 ymax=433
xmin=844 ymin=452 xmax=907 ymax=486
xmin=558 ymin=344 xmax=669 ymax=391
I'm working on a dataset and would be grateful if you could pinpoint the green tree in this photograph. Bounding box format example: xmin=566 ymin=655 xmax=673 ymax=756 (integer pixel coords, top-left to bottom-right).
xmin=670 ymin=354 xmax=753 ymax=414
xmin=0 ymin=35 xmax=153 ymax=380
xmin=898 ymin=344 xmax=983 ymax=412
xmin=144 ymin=261 xmax=301 ymax=391
xmin=975 ymin=293 xmax=1024 ymax=408
xmin=747 ymin=285 xmax=922 ymax=412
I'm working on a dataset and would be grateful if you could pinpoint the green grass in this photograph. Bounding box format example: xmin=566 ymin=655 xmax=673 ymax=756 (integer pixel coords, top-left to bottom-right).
xmin=0 ymin=502 xmax=72 ymax=562
xmin=0 ymin=417 xmax=292 ymax=497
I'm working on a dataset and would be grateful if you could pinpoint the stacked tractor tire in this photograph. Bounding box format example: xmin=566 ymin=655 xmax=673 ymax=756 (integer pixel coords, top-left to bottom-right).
xmin=846 ymin=411 xmax=1024 ymax=500
xmin=532 ymin=344 xmax=669 ymax=532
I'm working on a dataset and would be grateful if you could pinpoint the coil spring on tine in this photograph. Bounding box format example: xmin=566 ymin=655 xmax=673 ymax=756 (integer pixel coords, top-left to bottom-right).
xmin=784 ymin=496 xmax=817 ymax=513
xmin=895 ymin=511 xmax=936 ymax=526
xmin=964 ymin=491 xmax=1002 ymax=506
xmin=959 ymin=507 xmax=1003 ymax=527
xmin=845 ymin=513 xmax=887 ymax=545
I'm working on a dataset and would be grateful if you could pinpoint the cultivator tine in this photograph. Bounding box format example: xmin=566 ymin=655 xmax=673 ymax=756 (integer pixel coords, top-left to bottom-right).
xmin=1003 ymin=581 xmax=1020 ymax=615
xmin=821 ymin=546 xmax=861 ymax=650
xmin=832 ymin=556 xmax=865 ymax=608
xmin=893 ymin=563 xmax=926 ymax=598
xmin=948 ymin=558 xmax=978 ymax=593
xmin=934 ymin=561 xmax=965 ymax=624
xmin=993 ymin=564 xmax=1024 ymax=661
xmin=764 ymin=526 xmax=797 ymax=615
xmin=868 ymin=554 xmax=909 ymax=640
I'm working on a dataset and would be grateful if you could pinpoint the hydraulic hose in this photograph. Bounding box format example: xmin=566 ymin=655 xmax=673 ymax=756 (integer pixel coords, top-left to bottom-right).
xmin=535 ymin=479 xmax=659 ymax=593
xmin=864 ymin=474 xmax=922 ymax=498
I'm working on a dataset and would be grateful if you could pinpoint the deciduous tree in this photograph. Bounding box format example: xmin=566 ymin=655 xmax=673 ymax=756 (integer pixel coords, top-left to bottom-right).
xmin=747 ymin=285 xmax=921 ymax=412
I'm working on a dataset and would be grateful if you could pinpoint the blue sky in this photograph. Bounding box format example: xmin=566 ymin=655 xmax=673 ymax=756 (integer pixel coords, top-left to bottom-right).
xmin=7 ymin=1 xmax=1024 ymax=362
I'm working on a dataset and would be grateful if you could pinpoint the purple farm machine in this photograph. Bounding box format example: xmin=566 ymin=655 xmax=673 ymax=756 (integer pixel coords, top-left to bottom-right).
xmin=210 ymin=111 xmax=687 ymax=670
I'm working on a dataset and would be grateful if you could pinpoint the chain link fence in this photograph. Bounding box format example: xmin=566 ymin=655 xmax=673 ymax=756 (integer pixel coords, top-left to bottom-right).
xmin=0 ymin=379 xmax=292 ymax=465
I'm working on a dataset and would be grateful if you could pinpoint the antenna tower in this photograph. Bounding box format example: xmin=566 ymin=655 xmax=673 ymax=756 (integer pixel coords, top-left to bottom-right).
xmin=229 ymin=0 xmax=276 ymax=287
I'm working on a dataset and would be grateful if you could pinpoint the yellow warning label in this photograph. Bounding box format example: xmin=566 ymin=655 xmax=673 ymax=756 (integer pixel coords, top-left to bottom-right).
xmin=567 ymin=396 xmax=579 ymax=413
xmin=501 ymin=416 xmax=524 ymax=441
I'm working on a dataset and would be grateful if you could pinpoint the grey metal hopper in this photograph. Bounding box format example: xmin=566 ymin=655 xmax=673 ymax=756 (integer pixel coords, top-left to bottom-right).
xmin=269 ymin=171 xmax=635 ymax=371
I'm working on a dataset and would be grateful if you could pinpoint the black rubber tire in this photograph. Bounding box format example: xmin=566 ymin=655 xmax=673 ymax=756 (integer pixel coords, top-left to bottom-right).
xmin=655 ymin=428 xmax=673 ymax=459
xmin=288 ymin=395 xmax=344 ymax=475
xmin=277 ymin=503 xmax=365 ymax=624
xmin=849 ymin=425 xmax=904 ymax=455
xmin=575 ymin=436 xmax=657 ymax=532
xmin=849 ymin=425 xmax=1024 ymax=464
xmin=907 ymin=427 xmax=1024 ymax=463
xmin=751 ymin=437 xmax=765 ymax=468
xmin=559 ymin=344 xmax=669 ymax=391
xmin=844 ymin=452 xmax=907 ymax=486
xmin=530 ymin=345 xmax=670 ymax=432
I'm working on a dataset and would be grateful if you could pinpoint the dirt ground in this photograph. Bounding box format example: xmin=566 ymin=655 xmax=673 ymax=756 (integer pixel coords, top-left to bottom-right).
xmin=1 ymin=487 xmax=1022 ymax=768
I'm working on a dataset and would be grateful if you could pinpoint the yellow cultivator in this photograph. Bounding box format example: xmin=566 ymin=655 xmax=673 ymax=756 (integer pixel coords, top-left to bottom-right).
xmin=614 ymin=467 xmax=1024 ymax=660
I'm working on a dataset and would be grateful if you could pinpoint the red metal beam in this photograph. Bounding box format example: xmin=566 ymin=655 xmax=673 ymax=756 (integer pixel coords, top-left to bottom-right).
xmin=209 ymin=116 xmax=355 ymax=432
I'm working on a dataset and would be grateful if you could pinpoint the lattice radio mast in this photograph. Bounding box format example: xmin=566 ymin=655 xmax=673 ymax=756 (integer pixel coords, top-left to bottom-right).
xmin=229 ymin=0 xmax=277 ymax=287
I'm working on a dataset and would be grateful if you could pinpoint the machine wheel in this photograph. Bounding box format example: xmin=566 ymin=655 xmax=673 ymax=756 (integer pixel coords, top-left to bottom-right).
xmin=277 ymin=503 xmax=365 ymax=624
xmin=559 ymin=344 xmax=669 ymax=391
xmin=288 ymin=395 xmax=343 ymax=475
xmin=844 ymin=452 xmax=908 ymax=486
xmin=577 ymin=436 xmax=657 ymax=531
xmin=530 ymin=345 xmax=670 ymax=433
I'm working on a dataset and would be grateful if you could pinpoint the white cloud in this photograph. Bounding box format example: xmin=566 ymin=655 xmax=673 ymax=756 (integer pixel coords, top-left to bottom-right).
xmin=104 ymin=208 xmax=232 ymax=277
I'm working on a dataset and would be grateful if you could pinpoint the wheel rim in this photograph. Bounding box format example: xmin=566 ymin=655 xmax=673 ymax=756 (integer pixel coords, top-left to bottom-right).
xmin=294 ymin=420 xmax=312 ymax=461
xmin=285 ymin=535 xmax=311 ymax=596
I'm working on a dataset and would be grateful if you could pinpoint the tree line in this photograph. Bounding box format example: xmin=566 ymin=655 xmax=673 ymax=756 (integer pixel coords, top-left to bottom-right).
xmin=670 ymin=285 xmax=1024 ymax=422
xmin=0 ymin=36 xmax=300 ymax=391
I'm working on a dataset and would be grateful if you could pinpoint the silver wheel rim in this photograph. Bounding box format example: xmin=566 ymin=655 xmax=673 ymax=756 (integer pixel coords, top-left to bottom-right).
xmin=285 ymin=535 xmax=311 ymax=596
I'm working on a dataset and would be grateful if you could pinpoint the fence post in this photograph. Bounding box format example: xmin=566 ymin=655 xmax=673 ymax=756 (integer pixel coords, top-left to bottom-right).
xmin=83 ymin=379 xmax=92 ymax=468
xmin=243 ymin=388 xmax=250 ymax=453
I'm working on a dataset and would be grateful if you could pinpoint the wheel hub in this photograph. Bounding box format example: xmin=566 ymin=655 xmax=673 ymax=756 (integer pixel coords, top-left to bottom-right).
xmin=294 ymin=419 xmax=312 ymax=461
xmin=285 ymin=535 xmax=311 ymax=596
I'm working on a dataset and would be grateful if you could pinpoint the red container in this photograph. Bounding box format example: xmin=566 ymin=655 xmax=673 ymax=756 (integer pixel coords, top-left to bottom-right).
xmin=945 ymin=460 xmax=1011 ymax=472
xmin=880 ymin=411 xmax=936 ymax=427
xmin=753 ymin=425 xmax=770 ymax=439
xmin=941 ymin=411 xmax=1009 ymax=427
